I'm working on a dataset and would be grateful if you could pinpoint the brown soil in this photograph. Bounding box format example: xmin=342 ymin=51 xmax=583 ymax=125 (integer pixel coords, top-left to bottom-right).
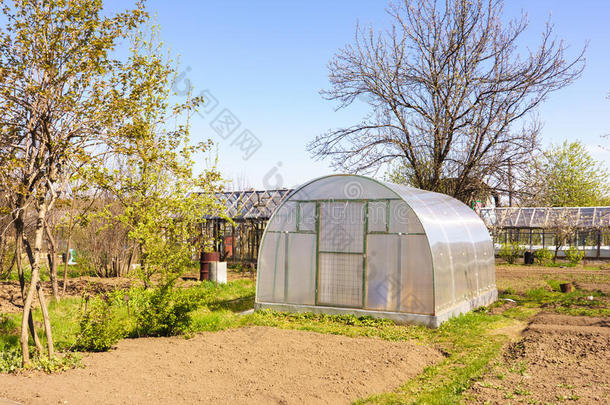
xmin=575 ymin=282 xmax=610 ymax=294
xmin=495 ymin=264 xmax=610 ymax=294
xmin=0 ymin=277 xmax=132 ymax=314
xmin=468 ymin=312 xmax=610 ymax=404
xmin=0 ymin=271 xmax=253 ymax=314
xmin=0 ymin=327 xmax=442 ymax=405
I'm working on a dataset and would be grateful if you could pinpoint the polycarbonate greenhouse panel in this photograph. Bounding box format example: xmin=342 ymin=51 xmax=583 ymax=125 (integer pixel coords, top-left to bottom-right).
xmin=256 ymin=232 xmax=286 ymax=302
xmin=256 ymin=232 xmax=276 ymax=301
xmin=298 ymin=202 xmax=316 ymax=232
xmin=267 ymin=202 xmax=297 ymax=232
xmin=516 ymin=208 xmax=532 ymax=227
xmin=289 ymin=175 xmax=396 ymax=201
xmin=365 ymin=234 xmax=399 ymax=311
xmin=450 ymin=200 xmax=493 ymax=297
xmin=401 ymin=235 xmax=434 ymax=314
xmin=531 ymin=208 xmax=548 ymax=228
xmin=367 ymin=201 xmax=387 ymax=232
xmin=319 ymin=202 xmax=365 ymax=253
xmin=405 ymin=204 xmax=425 ymax=234
xmin=318 ymin=252 xmax=363 ymax=307
xmin=285 ymin=233 xmax=316 ymax=304
xmin=393 ymin=186 xmax=456 ymax=310
xmin=595 ymin=208 xmax=610 ymax=227
xmin=379 ymin=182 xmax=496 ymax=312
xmin=388 ymin=200 xmax=409 ymax=234
xmin=440 ymin=204 xmax=474 ymax=302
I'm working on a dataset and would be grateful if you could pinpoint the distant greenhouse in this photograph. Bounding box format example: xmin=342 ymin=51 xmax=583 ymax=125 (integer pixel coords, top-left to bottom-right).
xmin=255 ymin=174 xmax=497 ymax=328
xmin=478 ymin=207 xmax=610 ymax=258
xmin=202 ymin=189 xmax=292 ymax=263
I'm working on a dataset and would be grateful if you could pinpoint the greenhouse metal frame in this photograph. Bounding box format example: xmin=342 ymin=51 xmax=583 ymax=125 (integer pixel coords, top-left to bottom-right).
xmin=202 ymin=189 xmax=292 ymax=263
xmin=255 ymin=174 xmax=497 ymax=327
xmin=479 ymin=207 xmax=610 ymax=258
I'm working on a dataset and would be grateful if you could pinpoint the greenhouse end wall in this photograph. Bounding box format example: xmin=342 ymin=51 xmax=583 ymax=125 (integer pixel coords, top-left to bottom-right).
xmin=255 ymin=175 xmax=497 ymax=327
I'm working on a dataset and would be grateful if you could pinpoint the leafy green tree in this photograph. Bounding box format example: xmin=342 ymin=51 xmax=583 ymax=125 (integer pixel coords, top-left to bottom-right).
xmin=0 ymin=1 xmax=225 ymax=364
xmin=525 ymin=141 xmax=609 ymax=207
xmin=0 ymin=0 xmax=146 ymax=366
xmin=90 ymin=25 xmax=226 ymax=289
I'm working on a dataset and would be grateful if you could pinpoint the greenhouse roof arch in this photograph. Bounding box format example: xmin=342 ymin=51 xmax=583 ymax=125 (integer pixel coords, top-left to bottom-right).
xmin=255 ymin=174 xmax=497 ymax=327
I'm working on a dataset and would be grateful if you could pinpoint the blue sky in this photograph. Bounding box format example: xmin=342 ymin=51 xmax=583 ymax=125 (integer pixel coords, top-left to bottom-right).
xmin=124 ymin=0 xmax=609 ymax=189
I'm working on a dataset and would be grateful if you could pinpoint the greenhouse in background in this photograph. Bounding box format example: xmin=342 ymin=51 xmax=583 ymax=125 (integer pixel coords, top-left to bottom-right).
xmin=204 ymin=190 xmax=610 ymax=265
xmin=203 ymin=189 xmax=292 ymax=264
xmin=254 ymin=174 xmax=497 ymax=328
xmin=478 ymin=207 xmax=610 ymax=258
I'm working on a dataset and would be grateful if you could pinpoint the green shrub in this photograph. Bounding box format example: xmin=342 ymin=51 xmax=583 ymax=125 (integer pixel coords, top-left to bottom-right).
xmin=0 ymin=342 xmax=81 ymax=373
xmin=31 ymin=353 xmax=82 ymax=373
xmin=132 ymin=285 xmax=200 ymax=337
xmin=0 ymin=343 xmax=21 ymax=373
xmin=73 ymin=296 xmax=124 ymax=352
xmin=0 ymin=313 xmax=17 ymax=333
xmin=545 ymin=279 xmax=562 ymax=292
xmin=498 ymin=242 xmax=525 ymax=264
xmin=533 ymin=248 xmax=554 ymax=265
xmin=565 ymin=246 xmax=584 ymax=264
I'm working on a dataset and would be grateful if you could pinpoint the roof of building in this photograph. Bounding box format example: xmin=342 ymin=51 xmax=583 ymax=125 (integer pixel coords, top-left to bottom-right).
xmin=209 ymin=187 xmax=610 ymax=230
xmin=478 ymin=206 xmax=610 ymax=229
xmin=211 ymin=189 xmax=293 ymax=220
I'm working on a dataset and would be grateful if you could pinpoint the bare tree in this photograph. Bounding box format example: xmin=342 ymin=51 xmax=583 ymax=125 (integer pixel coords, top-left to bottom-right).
xmin=548 ymin=209 xmax=579 ymax=261
xmin=59 ymin=175 xmax=100 ymax=294
xmin=0 ymin=192 xmax=16 ymax=279
xmin=309 ymin=0 xmax=585 ymax=202
xmin=72 ymin=193 xmax=132 ymax=278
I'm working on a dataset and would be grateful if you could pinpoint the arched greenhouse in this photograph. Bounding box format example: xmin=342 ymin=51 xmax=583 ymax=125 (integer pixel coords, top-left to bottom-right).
xmin=255 ymin=174 xmax=497 ymax=327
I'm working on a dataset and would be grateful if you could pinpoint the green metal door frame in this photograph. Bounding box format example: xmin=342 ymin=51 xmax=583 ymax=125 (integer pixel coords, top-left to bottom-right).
xmin=315 ymin=200 xmax=368 ymax=309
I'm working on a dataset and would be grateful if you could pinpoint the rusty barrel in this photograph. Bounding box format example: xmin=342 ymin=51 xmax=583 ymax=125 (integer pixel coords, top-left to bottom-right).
xmin=200 ymin=251 xmax=220 ymax=281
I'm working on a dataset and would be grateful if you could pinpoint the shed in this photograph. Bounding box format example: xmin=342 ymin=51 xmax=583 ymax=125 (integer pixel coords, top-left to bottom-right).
xmin=255 ymin=174 xmax=497 ymax=327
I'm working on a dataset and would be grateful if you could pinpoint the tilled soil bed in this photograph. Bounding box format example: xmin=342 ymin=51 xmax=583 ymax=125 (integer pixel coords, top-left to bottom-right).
xmin=0 ymin=326 xmax=442 ymax=405
xmin=0 ymin=277 xmax=133 ymax=313
xmin=495 ymin=265 xmax=610 ymax=294
xmin=469 ymin=313 xmax=610 ymax=404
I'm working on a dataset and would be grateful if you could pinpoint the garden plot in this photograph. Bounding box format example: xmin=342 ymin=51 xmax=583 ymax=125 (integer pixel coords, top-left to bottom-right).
xmin=0 ymin=326 xmax=442 ymax=405
xmin=468 ymin=313 xmax=610 ymax=404
xmin=495 ymin=264 xmax=610 ymax=294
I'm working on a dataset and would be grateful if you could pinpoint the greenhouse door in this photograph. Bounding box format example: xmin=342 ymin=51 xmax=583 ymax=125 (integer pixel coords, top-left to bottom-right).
xmin=316 ymin=201 xmax=366 ymax=308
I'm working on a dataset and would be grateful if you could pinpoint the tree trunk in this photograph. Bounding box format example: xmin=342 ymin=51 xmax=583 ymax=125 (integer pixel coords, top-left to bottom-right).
xmin=0 ymin=235 xmax=6 ymax=278
xmin=554 ymin=244 xmax=560 ymax=262
xmin=46 ymin=253 xmax=59 ymax=302
xmin=20 ymin=197 xmax=53 ymax=365
xmin=139 ymin=243 xmax=149 ymax=289
xmin=36 ymin=278 xmax=54 ymax=358
xmin=62 ymin=193 xmax=76 ymax=295
xmin=126 ymin=245 xmax=135 ymax=276
xmin=19 ymin=259 xmax=38 ymax=366
xmin=45 ymin=223 xmax=59 ymax=302
xmin=14 ymin=220 xmax=43 ymax=353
